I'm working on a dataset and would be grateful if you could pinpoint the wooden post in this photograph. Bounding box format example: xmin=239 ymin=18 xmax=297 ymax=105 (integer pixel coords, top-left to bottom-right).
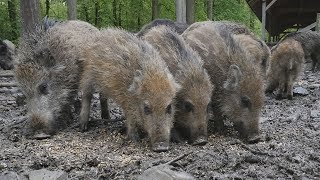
xmin=66 ymin=0 xmax=77 ymax=20
xmin=186 ymin=0 xmax=195 ymax=25
xmin=176 ymin=0 xmax=186 ymax=23
xmin=316 ymin=13 xmax=320 ymax=32
xmin=20 ymin=0 xmax=41 ymax=35
xmin=206 ymin=0 xmax=213 ymax=20
xmin=261 ymin=0 xmax=266 ymax=41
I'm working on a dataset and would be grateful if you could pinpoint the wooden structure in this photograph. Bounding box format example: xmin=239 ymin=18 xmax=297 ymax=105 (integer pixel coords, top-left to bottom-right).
xmin=246 ymin=0 xmax=320 ymax=41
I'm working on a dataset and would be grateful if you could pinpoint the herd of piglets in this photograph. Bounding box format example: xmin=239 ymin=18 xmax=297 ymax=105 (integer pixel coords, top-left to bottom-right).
xmin=2 ymin=18 xmax=318 ymax=152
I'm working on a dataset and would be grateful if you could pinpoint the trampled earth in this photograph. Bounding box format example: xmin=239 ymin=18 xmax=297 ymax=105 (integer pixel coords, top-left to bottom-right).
xmin=0 ymin=64 xmax=319 ymax=179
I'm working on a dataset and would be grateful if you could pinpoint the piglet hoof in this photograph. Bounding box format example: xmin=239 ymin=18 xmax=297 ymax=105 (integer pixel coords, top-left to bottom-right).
xmin=127 ymin=133 xmax=140 ymax=143
xmin=247 ymin=134 xmax=261 ymax=144
xmin=192 ymin=136 xmax=208 ymax=146
xmin=152 ymin=142 xmax=169 ymax=152
xmin=275 ymin=94 xmax=284 ymax=100
xmin=34 ymin=133 xmax=51 ymax=140
xmin=80 ymin=123 xmax=88 ymax=132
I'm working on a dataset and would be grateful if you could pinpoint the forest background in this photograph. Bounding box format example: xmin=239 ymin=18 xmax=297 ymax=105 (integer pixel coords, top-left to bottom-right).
xmin=0 ymin=0 xmax=262 ymax=43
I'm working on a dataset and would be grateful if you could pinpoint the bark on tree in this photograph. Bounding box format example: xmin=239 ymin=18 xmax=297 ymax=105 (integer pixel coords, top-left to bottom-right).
xmin=118 ymin=1 xmax=122 ymax=27
xmin=316 ymin=13 xmax=320 ymax=32
xmin=186 ymin=0 xmax=194 ymax=24
xmin=7 ymin=0 xmax=18 ymax=39
xmin=66 ymin=0 xmax=77 ymax=20
xmin=45 ymin=0 xmax=50 ymax=16
xmin=176 ymin=0 xmax=186 ymax=23
xmin=137 ymin=1 xmax=141 ymax=29
xmin=152 ymin=0 xmax=160 ymax=20
xmin=20 ymin=0 xmax=41 ymax=35
xmin=112 ymin=0 xmax=118 ymax=26
xmin=206 ymin=0 xmax=213 ymax=20
xmin=81 ymin=0 xmax=89 ymax=21
xmin=94 ymin=0 xmax=101 ymax=27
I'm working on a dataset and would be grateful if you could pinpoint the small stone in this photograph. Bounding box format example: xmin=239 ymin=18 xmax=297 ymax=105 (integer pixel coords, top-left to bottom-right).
xmin=0 ymin=162 xmax=7 ymax=170
xmin=0 ymin=171 xmax=27 ymax=180
xmin=16 ymin=94 xmax=26 ymax=106
xmin=243 ymin=155 xmax=261 ymax=164
xmin=310 ymin=110 xmax=320 ymax=118
xmin=29 ymin=169 xmax=67 ymax=180
xmin=293 ymin=87 xmax=309 ymax=96
xmin=138 ymin=164 xmax=195 ymax=180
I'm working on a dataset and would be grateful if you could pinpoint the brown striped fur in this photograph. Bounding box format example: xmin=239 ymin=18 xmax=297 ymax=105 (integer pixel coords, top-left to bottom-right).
xmin=266 ymin=39 xmax=304 ymax=99
xmin=182 ymin=21 xmax=265 ymax=139
xmin=142 ymin=25 xmax=213 ymax=145
xmin=80 ymin=28 xmax=180 ymax=152
xmin=15 ymin=20 xmax=99 ymax=135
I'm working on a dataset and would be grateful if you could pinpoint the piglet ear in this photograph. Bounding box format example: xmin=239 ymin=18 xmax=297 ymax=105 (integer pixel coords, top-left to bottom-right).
xmin=128 ymin=70 xmax=143 ymax=94
xmin=223 ymin=64 xmax=242 ymax=91
xmin=175 ymin=70 xmax=185 ymax=82
xmin=0 ymin=41 xmax=7 ymax=54
xmin=49 ymin=65 xmax=66 ymax=79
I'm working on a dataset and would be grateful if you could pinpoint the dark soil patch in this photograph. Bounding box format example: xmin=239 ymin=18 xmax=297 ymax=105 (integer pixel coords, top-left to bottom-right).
xmin=0 ymin=65 xmax=319 ymax=179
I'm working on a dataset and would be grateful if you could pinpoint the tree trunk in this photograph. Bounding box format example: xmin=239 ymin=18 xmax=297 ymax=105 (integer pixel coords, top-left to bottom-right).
xmin=112 ymin=0 xmax=118 ymax=26
xmin=152 ymin=0 xmax=159 ymax=20
xmin=94 ymin=0 xmax=100 ymax=27
xmin=45 ymin=0 xmax=50 ymax=16
xmin=7 ymin=0 xmax=18 ymax=39
xmin=118 ymin=1 xmax=122 ymax=27
xmin=137 ymin=0 xmax=142 ymax=29
xmin=186 ymin=0 xmax=194 ymax=24
xmin=20 ymin=0 xmax=41 ymax=35
xmin=66 ymin=0 xmax=77 ymax=20
xmin=82 ymin=0 xmax=89 ymax=22
xmin=176 ymin=0 xmax=186 ymax=23
xmin=206 ymin=0 xmax=213 ymax=20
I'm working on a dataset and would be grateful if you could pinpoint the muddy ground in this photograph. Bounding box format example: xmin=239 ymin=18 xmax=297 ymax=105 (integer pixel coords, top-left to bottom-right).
xmin=0 ymin=64 xmax=319 ymax=179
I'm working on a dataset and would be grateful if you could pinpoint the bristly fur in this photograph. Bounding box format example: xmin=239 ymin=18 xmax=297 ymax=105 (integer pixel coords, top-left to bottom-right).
xmin=15 ymin=20 xmax=100 ymax=134
xmin=142 ymin=25 xmax=213 ymax=144
xmin=266 ymin=39 xmax=304 ymax=99
xmin=80 ymin=27 xmax=180 ymax=151
xmin=0 ymin=39 xmax=15 ymax=70
xmin=136 ymin=19 xmax=189 ymax=37
xmin=272 ymin=31 xmax=320 ymax=71
xmin=182 ymin=21 xmax=265 ymax=139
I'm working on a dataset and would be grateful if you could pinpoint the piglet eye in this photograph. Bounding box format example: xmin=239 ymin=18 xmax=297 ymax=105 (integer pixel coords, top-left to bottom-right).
xmin=166 ymin=104 xmax=172 ymax=114
xmin=38 ymin=82 xmax=49 ymax=95
xmin=207 ymin=102 xmax=212 ymax=113
xmin=241 ymin=96 xmax=251 ymax=108
xmin=144 ymin=105 xmax=152 ymax=115
xmin=185 ymin=101 xmax=194 ymax=113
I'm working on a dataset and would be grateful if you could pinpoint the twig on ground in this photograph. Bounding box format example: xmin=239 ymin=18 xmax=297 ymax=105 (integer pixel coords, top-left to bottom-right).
xmin=166 ymin=151 xmax=193 ymax=165
xmin=0 ymin=82 xmax=17 ymax=87
xmin=236 ymin=141 xmax=275 ymax=157
xmin=0 ymin=117 xmax=27 ymax=131
xmin=91 ymin=118 xmax=125 ymax=123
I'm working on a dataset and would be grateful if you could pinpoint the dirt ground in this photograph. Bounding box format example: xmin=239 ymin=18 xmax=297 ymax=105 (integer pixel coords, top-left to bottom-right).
xmin=0 ymin=64 xmax=319 ymax=179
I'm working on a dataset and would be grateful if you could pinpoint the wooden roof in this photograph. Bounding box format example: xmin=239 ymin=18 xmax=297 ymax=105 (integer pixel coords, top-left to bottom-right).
xmin=247 ymin=0 xmax=320 ymax=36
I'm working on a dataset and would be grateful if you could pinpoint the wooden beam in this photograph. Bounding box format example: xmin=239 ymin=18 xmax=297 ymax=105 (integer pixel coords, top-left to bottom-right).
xmin=274 ymin=8 xmax=320 ymax=14
xmin=0 ymin=82 xmax=17 ymax=87
xmin=266 ymin=0 xmax=277 ymax=11
xmin=261 ymin=0 xmax=266 ymax=40
xmin=0 ymin=70 xmax=14 ymax=77
xmin=298 ymin=22 xmax=316 ymax=32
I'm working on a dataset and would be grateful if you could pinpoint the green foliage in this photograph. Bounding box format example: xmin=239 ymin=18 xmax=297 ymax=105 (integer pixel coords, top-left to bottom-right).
xmin=0 ymin=0 xmax=20 ymax=43
xmin=0 ymin=0 xmax=265 ymax=42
